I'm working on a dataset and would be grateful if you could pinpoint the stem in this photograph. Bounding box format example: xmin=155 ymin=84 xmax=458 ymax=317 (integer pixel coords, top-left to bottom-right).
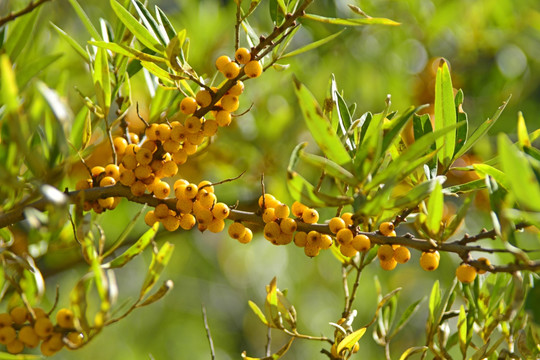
xmin=0 ymin=0 xmax=53 ymax=27
xmin=202 ymin=305 xmax=216 ymax=360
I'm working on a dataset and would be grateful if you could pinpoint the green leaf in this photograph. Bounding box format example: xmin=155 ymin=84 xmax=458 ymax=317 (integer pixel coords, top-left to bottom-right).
xmin=70 ymin=273 xmax=93 ymax=334
xmin=443 ymin=193 xmax=474 ymax=239
xmin=398 ymin=346 xmax=428 ymax=360
xmin=426 ymin=181 xmax=443 ymax=235
xmin=473 ymin=164 xmax=509 ymax=191
xmin=93 ymin=47 xmax=112 ymax=116
xmin=139 ymin=242 xmax=175 ymax=298
xmin=165 ymin=29 xmax=187 ymax=70
xmin=110 ymin=0 xmax=165 ymax=53
xmin=241 ymin=338 xmax=294 ymax=360
xmin=517 ymin=111 xmax=531 ymax=148
xmin=388 ymin=177 xmax=445 ymax=210
xmin=298 ymin=147 xmax=357 ymax=185
xmin=4 ymin=7 xmax=40 ymax=62
xmin=287 ymin=170 xmax=352 ymax=207
xmin=504 ymin=209 xmax=540 ymax=228
xmin=138 ymin=279 xmax=174 ymax=306
xmin=454 ymin=89 xmax=468 ymax=157
xmin=89 ymin=41 xmax=166 ymax=63
xmin=0 ymin=351 xmax=42 ymax=359
xmin=293 ymin=77 xmax=352 ymax=168
xmin=155 ymin=6 xmax=176 ymax=40
xmin=458 ymin=305 xmax=468 ymax=356
xmin=104 ymin=223 xmax=158 ymax=268
xmin=381 ymin=105 xmax=423 ymax=154
xmin=282 ymin=29 xmax=344 ymax=58
xmin=453 ymin=95 xmax=510 ymax=160
xmin=16 ymin=52 xmax=63 ymax=89
xmin=132 ymin=0 xmax=168 ymax=45
xmin=0 ymin=55 xmax=19 ymax=113
xmin=443 ymin=178 xmax=486 ymax=194
xmin=428 ymin=280 xmax=440 ymax=324
xmin=390 ymin=298 xmax=424 ymax=338
xmin=337 ymin=328 xmax=367 ymax=354
xmin=303 ymin=13 xmax=400 ymax=26
xmin=264 ymin=277 xmax=279 ymax=328
xmin=498 ymin=134 xmax=540 ymax=211
xmin=102 ymin=205 xmax=146 ymax=258
xmin=248 ymin=300 xmax=269 ymax=326
xmin=68 ymin=0 xmax=102 ymax=40
xmin=434 ymin=59 xmax=456 ymax=170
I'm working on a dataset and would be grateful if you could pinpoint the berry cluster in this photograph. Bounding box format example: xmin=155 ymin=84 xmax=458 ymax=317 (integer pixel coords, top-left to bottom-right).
xmin=0 ymin=307 xmax=83 ymax=356
xmin=144 ymin=179 xmax=230 ymax=232
xmin=75 ymin=165 xmax=122 ymax=213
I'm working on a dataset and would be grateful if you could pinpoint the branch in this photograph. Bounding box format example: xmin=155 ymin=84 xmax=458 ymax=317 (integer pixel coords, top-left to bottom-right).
xmin=0 ymin=0 xmax=53 ymax=27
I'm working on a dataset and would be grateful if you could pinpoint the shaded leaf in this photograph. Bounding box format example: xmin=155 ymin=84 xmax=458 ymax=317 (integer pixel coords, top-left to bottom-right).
xmin=389 ymin=177 xmax=445 ymax=209
xmin=89 ymin=41 xmax=166 ymax=63
xmin=398 ymin=346 xmax=428 ymax=360
xmin=139 ymin=279 xmax=173 ymax=306
xmin=139 ymin=242 xmax=174 ymax=298
xmin=104 ymin=223 xmax=158 ymax=268
xmin=4 ymin=7 xmax=40 ymax=62
xmin=391 ymin=298 xmax=424 ymax=338
xmin=299 ymin=147 xmax=357 ymax=185
xmin=132 ymin=0 xmax=168 ymax=45
xmin=68 ymin=0 xmax=102 ymax=40
xmin=443 ymin=178 xmax=486 ymax=194
xmin=282 ymin=29 xmax=344 ymax=58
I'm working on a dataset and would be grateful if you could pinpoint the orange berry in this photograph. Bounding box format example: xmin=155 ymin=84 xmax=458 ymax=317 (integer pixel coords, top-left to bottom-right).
xmin=274 ymin=203 xmax=290 ymax=219
xmin=6 ymin=338 xmax=24 ymax=354
xmin=119 ymin=168 xmax=136 ymax=186
xmin=258 ymin=194 xmax=280 ymax=209
xmin=162 ymin=215 xmax=180 ymax=231
xmin=336 ymin=228 xmax=354 ymax=245
xmin=228 ymin=222 xmax=246 ymax=240
xmin=196 ymin=89 xmax=213 ymax=107
xmin=341 ymin=212 xmax=354 ymax=226
xmin=18 ymin=326 xmax=39 ymax=348
xmin=264 ymin=221 xmax=281 ymax=242
xmin=377 ymin=244 xmax=394 ymax=262
xmin=280 ymin=218 xmax=297 ymax=234
xmin=144 ymin=210 xmax=158 ymax=226
xmin=294 ymin=232 xmax=307 ymax=247
xmin=352 ymin=234 xmax=371 ymax=252
xmin=420 ymin=251 xmax=440 ymax=271
xmin=328 ymin=217 xmax=346 ymax=234
xmin=153 ymin=181 xmax=171 ymax=199
xmin=179 ymin=213 xmax=196 ymax=230
xmin=238 ymin=227 xmax=253 ymax=244
xmin=113 ymin=136 xmax=128 ymax=155
xmin=56 ymin=308 xmax=75 ymax=328
xmin=185 ymin=116 xmax=202 ymax=134
xmin=130 ymin=181 xmax=146 ymax=196
xmin=244 ymin=60 xmax=262 ymax=78
xmin=275 ymin=232 xmax=294 ymax=245
xmin=180 ymin=97 xmax=198 ymax=114
xmin=172 ymin=149 xmax=188 ymax=164
xmin=222 ymin=61 xmax=240 ymax=79
xmin=476 ymin=257 xmax=491 ymax=274
xmin=227 ymin=80 xmax=244 ymax=96
xmin=304 ymin=243 xmax=320 ymax=257
xmin=184 ymin=184 xmax=198 ymax=199
xmin=215 ymin=55 xmax=231 ymax=71
xmin=456 ymin=264 xmax=477 ymax=283
xmin=340 ymin=244 xmax=358 ymax=257
xmin=379 ymin=222 xmax=395 ymax=236
xmin=76 ymin=178 xmax=92 ymax=190
xmin=393 ymin=246 xmax=411 ymax=264
xmin=306 ymin=231 xmax=321 ymax=247
xmin=134 ymin=165 xmax=152 ymax=180
xmin=211 ymin=203 xmax=229 ymax=220
xmin=221 ymin=94 xmax=239 ymax=112
xmin=302 ymin=208 xmax=319 ymax=224
xmin=104 ymin=164 xmax=120 ymax=180
xmin=91 ymin=166 xmax=105 ymax=177
xmin=33 ymin=317 xmax=53 ymax=338
xmin=320 ymin=234 xmax=333 ymax=249
xmin=235 ymin=47 xmax=251 ymax=64
xmin=216 ymin=110 xmax=232 ymax=127
xmin=99 ymin=176 xmax=116 ymax=187
xmin=291 ymin=201 xmax=308 ymax=217
xmin=380 ymin=258 xmax=398 ymax=271
xmin=202 ymin=119 xmax=218 ymax=137
xmin=0 ymin=326 xmax=16 ymax=345
xmin=122 ymin=154 xmax=138 ymax=170
xmin=9 ymin=307 xmax=28 ymax=325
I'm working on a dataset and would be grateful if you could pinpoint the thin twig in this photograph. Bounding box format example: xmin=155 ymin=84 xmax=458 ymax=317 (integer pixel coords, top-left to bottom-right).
xmin=0 ymin=0 xmax=53 ymax=27
xmin=235 ymin=0 xmax=242 ymax=51
xmin=136 ymin=102 xmax=150 ymax=128
xmin=202 ymin=305 xmax=216 ymax=360
xmin=265 ymin=326 xmax=272 ymax=357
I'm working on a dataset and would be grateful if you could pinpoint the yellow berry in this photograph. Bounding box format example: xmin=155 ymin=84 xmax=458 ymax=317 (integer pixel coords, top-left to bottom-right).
xmin=134 ymin=165 xmax=152 ymax=180
xmin=144 ymin=210 xmax=158 ymax=226
xmin=30 ymin=308 xmax=47 ymax=320
xmin=275 ymin=232 xmax=293 ymax=245
xmin=341 ymin=212 xmax=354 ymax=226
xmin=221 ymin=94 xmax=239 ymax=112
xmin=244 ymin=60 xmax=262 ymax=78
xmin=9 ymin=307 xmax=27 ymax=325
xmin=258 ymin=194 xmax=280 ymax=209
xmin=336 ymin=228 xmax=354 ymax=245
xmin=6 ymin=338 xmax=24 ymax=354
xmin=156 ymin=124 xmax=171 ymax=142
xmin=18 ymin=326 xmax=39 ymax=348
xmin=227 ymin=80 xmax=244 ymax=96
xmin=340 ymin=244 xmax=358 ymax=258
xmin=393 ymin=246 xmax=411 ymax=264
xmin=228 ymin=222 xmax=246 ymax=240
xmin=302 ymin=208 xmax=319 ymax=224
xmin=274 ymin=204 xmax=290 ymax=219
xmin=222 ymin=61 xmax=240 ymax=79
xmin=379 ymin=221 xmax=395 ymax=236
xmin=380 ymin=258 xmax=398 ymax=271
xmin=91 ymin=166 xmax=105 ymax=177
xmin=306 ymin=231 xmax=321 ymax=247
xmin=304 ymin=243 xmax=320 ymax=257
xmin=172 ymin=149 xmax=188 ymax=165
xmin=104 ymin=164 xmax=120 ymax=180
xmin=184 ymin=183 xmax=199 ymax=199
xmin=215 ymin=55 xmax=231 ymax=71
xmin=122 ymin=154 xmax=138 ymax=170
xmin=135 ymin=147 xmax=153 ymax=165
xmin=196 ymin=89 xmax=213 ymax=107
xmin=33 ymin=317 xmax=53 ymax=339
xmin=238 ymin=227 xmax=253 ymax=244
xmin=194 ymin=207 xmax=213 ymax=226
xmin=99 ymin=176 xmax=116 ymax=187
xmin=154 ymin=203 xmax=170 ymax=219
xmin=328 ymin=217 xmax=346 ymax=234
xmin=264 ymin=221 xmax=281 ymax=242
xmin=294 ymin=231 xmax=307 ymax=247
xmin=0 ymin=326 xmax=16 ymax=345
xmin=198 ymin=191 xmax=217 ymax=209
xmin=66 ymin=332 xmax=84 ymax=348
xmin=113 ymin=136 xmax=128 ymax=155
xmin=185 ymin=116 xmax=202 ymax=134
xmin=377 ymin=244 xmax=394 ymax=262
xmin=291 ymin=201 xmax=308 ymax=217
xmin=476 ymin=257 xmax=491 ymax=274
xmin=279 ymin=218 xmax=297 ymax=234
xmin=352 ymin=234 xmax=371 ymax=252
xmin=153 ymin=181 xmax=171 ymax=199
xmin=235 ymin=47 xmax=251 ymax=64
xmin=212 ymin=202 xmax=230 ymax=220
xmin=56 ymin=308 xmax=75 ymax=328
xmin=320 ymin=234 xmax=333 ymax=249
xmin=456 ymin=264 xmax=477 ymax=283
xmin=161 ymin=160 xmax=178 ymax=178
xmin=98 ymin=197 xmax=115 ymax=209
xmin=420 ymin=251 xmax=440 ymax=271
xmin=180 ymin=97 xmax=198 ymax=114
xmin=128 ymin=132 xmax=139 ymax=144
xmin=216 ymin=110 xmax=232 ymax=127
xmin=162 ymin=215 xmax=180 ymax=231
xmin=208 ymin=219 xmax=225 ymax=233
xmin=179 ymin=213 xmax=196 ymax=230
xmin=170 ymin=123 xmax=187 ymax=142
xmin=41 ymin=332 xmax=63 ymax=354
xmin=141 ymin=139 xmax=157 ymax=153
xmin=76 ymin=178 xmax=92 ymax=190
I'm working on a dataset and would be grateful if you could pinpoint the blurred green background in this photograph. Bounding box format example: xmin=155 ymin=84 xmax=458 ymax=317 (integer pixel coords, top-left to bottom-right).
xmin=2 ymin=0 xmax=540 ymax=358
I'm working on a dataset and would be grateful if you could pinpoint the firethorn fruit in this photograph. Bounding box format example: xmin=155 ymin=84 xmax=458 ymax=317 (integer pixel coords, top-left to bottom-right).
xmin=304 ymin=243 xmax=320 ymax=257
xmin=185 ymin=116 xmax=202 ymax=133
xmin=100 ymin=176 xmax=116 ymax=187
xmin=162 ymin=215 xmax=180 ymax=231
xmin=235 ymin=47 xmax=251 ymax=64
xmin=216 ymin=110 xmax=232 ymax=127
xmin=420 ymin=251 xmax=440 ymax=271
xmin=456 ymin=263 xmax=477 ymax=283
xmin=144 ymin=211 xmax=158 ymax=226
xmin=244 ymin=60 xmax=262 ymax=78
xmin=113 ymin=136 xmax=128 ymax=155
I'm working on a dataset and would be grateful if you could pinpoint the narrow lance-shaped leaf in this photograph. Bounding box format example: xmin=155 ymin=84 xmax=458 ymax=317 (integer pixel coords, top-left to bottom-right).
xmin=89 ymin=41 xmax=166 ymax=63
xmin=517 ymin=111 xmax=531 ymax=148
xmin=0 ymin=55 xmax=19 ymax=113
xmin=293 ymin=77 xmax=353 ymax=168
xmin=138 ymin=279 xmax=174 ymax=306
xmin=68 ymin=0 xmax=102 ymax=40
xmin=303 ymin=13 xmax=400 ymax=26
xmin=140 ymin=242 xmax=175 ymax=298
xmin=454 ymin=89 xmax=468 ymax=157
xmin=399 ymin=346 xmax=428 ymax=360
xmin=51 ymin=22 xmax=89 ymax=62
xmin=4 ymin=6 xmax=40 ymax=62
xmin=458 ymin=305 xmax=468 ymax=356
xmin=110 ymin=0 xmax=165 ymax=53
xmin=428 ymin=280 xmax=440 ymax=324
xmin=299 ymin=148 xmax=357 ymax=185
xmin=282 ymin=29 xmax=344 ymax=58
xmin=248 ymin=300 xmax=269 ymax=326
xmin=337 ymin=328 xmax=367 ymax=354
xmin=132 ymin=0 xmax=169 ymax=45
xmin=434 ymin=59 xmax=456 ymax=171
xmin=426 ymin=181 xmax=443 ymax=236
xmin=473 ymin=163 xmax=509 ymax=191
xmin=388 ymin=177 xmax=446 ymax=210
xmin=498 ymin=134 xmax=540 ymax=211
xmin=390 ymin=298 xmax=424 ymax=339
xmin=104 ymin=223 xmax=158 ymax=268
xmin=453 ymin=95 xmax=511 ymax=160
xmin=381 ymin=105 xmax=424 ymax=154
xmin=93 ymin=47 xmax=112 ymax=116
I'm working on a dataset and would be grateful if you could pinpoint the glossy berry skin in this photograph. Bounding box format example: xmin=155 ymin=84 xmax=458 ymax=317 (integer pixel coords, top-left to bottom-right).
xmin=377 ymin=244 xmax=394 ymax=261
xmin=244 ymin=60 xmax=262 ymax=78
xmin=456 ymin=264 xmax=477 ymax=283
xmin=291 ymin=201 xmax=307 ymax=217
xmin=379 ymin=221 xmax=395 ymax=236
xmin=228 ymin=222 xmax=246 ymax=240
xmin=215 ymin=55 xmax=231 ymax=71
xmin=352 ymin=234 xmax=371 ymax=252
xmin=294 ymin=232 xmax=307 ymax=247
xmin=18 ymin=325 xmax=40 ymax=348
xmin=180 ymin=97 xmax=198 ymax=114
xmin=328 ymin=217 xmax=346 ymax=234
xmin=340 ymin=244 xmax=357 ymax=258
xmin=420 ymin=251 xmax=440 ymax=271
xmin=336 ymin=228 xmax=353 ymax=245
xmin=238 ymin=227 xmax=253 ymax=244
xmin=302 ymin=208 xmax=319 ymax=224
xmin=274 ymin=204 xmax=290 ymax=219
xmin=196 ymin=89 xmax=212 ymax=107
xmin=56 ymin=308 xmax=75 ymax=328
xmin=221 ymin=95 xmax=239 ymax=112
xmin=393 ymin=246 xmax=411 ymax=264
xmin=235 ymin=47 xmax=251 ymax=64
xmin=223 ymin=61 xmax=240 ymax=79
xmin=212 ymin=203 xmax=230 ymax=220
xmin=280 ymin=218 xmax=297 ymax=234
xmin=341 ymin=212 xmax=354 ymax=226
xmin=264 ymin=221 xmax=281 ymax=242
xmin=258 ymin=194 xmax=280 ymax=209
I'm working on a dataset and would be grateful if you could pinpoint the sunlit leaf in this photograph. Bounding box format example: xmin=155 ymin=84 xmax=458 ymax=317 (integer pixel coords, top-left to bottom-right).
xmin=293 ymin=77 xmax=353 ymax=168
xmin=426 ymin=181 xmax=443 ymax=235
xmin=428 ymin=280 xmax=440 ymax=324
xmin=132 ymin=0 xmax=168 ymax=45
xmin=68 ymin=0 xmax=102 ymax=40
xmin=298 ymin=147 xmax=357 ymax=185
xmin=303 ymin=13 xmax=400 ymax=26
xmin=473 ymin=164 xmax=509 ymax=191
xmin=89 ymin=41 xmax=166 ymax=63
xmin=443 ymin=178 xmax=485 ymax=194
xmin=453 ymin=95 xmax=510 ymax=160
xmin=337 ymin=328 xmax=366 ymax=354
xmin=110 ymin=0 xmax=165 ymax=53
xmin=248 ymin=300 xmax=269 ymax=326
xmin=139 ymin=279 xmax=174 ymax=306
xmin=517 ymin=111 xmax=531 ymax=148
xmin=389 ymin=177 xmax=445 ymax=209
xmin=282 ymin=29 xmax=344 ymax=58
xmin=458 ymin=305 xmax=468 ymax=356
xmin=434 ymin=59 xmax=456 ymax=171
xmin=0 ymin=55 xmax=19 ymax=113
xmin=104 ymin=223 xmax=158 ymax=268
xmin=139 ymin=242 xmax=175 ymax=298
xmin=398 ymin=346 xmax=428 ymax=360
xmin=499 ymin=134 xmax=540 ymax=211
xmin=0 ymin=351 xmax=42 ymax=359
